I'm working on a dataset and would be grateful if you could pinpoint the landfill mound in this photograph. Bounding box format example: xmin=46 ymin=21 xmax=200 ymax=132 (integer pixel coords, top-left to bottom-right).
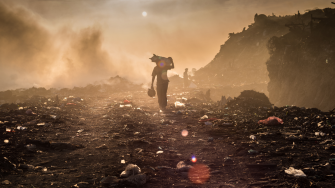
xmin=267 ymin=8 xmax=335 ymax=111
xmin=0 ymin=75 xmax=142 ymax=104
xmin=226 ymin=90 xmax=272 ymax=108
xmin=2 ymin=88 xmax=335 ymax=187
xmin=209 ymin=83 xmax=268 ymax=102
xmin=194 ymin=13 xmax=294 ymax=88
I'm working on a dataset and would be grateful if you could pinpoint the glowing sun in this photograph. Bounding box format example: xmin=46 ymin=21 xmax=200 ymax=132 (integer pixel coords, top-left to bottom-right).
xmin=142 ymin=11 xmax=147 ymax=17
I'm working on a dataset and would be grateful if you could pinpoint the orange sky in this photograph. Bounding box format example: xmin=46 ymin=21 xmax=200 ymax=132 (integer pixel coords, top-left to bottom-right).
xmin=0 ymin=0 xmax=333 ymax=90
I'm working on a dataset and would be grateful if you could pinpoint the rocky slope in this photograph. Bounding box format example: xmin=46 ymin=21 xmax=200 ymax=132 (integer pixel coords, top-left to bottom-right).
xmin=194 ymin=13 xmax=294 ymax=88
xmin=266 ymin=8 xmax=335 ymax=111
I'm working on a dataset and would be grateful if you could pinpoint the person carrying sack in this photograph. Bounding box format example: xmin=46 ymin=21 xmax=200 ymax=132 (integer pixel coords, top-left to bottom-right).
xmin=150 ymin=54 xmax=175 ymax=111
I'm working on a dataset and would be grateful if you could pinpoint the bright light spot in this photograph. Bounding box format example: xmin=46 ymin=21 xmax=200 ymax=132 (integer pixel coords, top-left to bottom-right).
xmin=188 ymin=164 xmax=210 ymax=184
xmin=142 ymin=11 xmax=147 ymax=17
xmin=181 ymin=129 xmax=188 ymax=137
xmin=191 ymin=156 xmax=197 ymax=163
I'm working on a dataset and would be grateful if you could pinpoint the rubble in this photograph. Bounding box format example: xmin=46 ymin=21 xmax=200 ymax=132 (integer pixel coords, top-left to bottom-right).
xmin=1 ymin=87 xmax=334 ymax=187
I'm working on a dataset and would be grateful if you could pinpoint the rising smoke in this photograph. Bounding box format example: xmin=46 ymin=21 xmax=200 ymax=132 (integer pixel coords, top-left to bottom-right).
xmin=0 ymin=2 xmax=152 ymax=90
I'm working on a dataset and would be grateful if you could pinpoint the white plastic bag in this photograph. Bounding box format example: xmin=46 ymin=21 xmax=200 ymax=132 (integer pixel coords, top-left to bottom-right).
xmin=284 ymin=167 xmax=306 ymax=177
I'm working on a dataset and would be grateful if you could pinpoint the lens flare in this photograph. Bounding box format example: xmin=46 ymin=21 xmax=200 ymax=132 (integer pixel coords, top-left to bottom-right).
xmin=191 ymin=156 xmax=197 ymax=163
xmin=159 ymin=61 xmax=166 ymax=68
xmin=181 ymin=129 xmax=188 ymax=137
xmin=188 ymin=163 xmax=210 ymax=184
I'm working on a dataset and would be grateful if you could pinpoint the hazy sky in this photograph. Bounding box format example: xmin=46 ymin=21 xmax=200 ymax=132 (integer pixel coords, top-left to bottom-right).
xmin=0 ymin=0 xmax=333 ymax=90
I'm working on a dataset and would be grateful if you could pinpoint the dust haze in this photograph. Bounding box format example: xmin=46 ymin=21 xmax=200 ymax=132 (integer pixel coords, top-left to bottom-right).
xmin=0 ymin=0 xmax=332 ymax=90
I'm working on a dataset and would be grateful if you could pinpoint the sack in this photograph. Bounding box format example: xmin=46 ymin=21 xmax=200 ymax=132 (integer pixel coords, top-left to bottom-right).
xmin=148 ymin=88 xmax=156 ymax=97
xmin=150 ymin=54 xmax=173 ymax=66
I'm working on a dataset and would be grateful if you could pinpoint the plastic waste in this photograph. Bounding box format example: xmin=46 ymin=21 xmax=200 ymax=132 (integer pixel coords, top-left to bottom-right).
xmin=258 ymin=116 xmax=284 ymax=125
xmin=248 ymin=149 xmax=258 ymax=155
xmin=285 ymin=167 xmax=306 ymax=177
xmin=135 ymin=148 xmax=143 ymax=153
xmin=156 ymin=151 xmax=164 ymax=154
xmin=4 ymin=139 xmax=9 ymax=144
xmin=200 ymin=115 xmax=208 ymax=120
xmin=120 ymin=164 xmax=141 ymax=178
xmin=204 ymin=121 xmax=213 ymax=126
xmin=124 ymin=100 xmax=131 ymax=104
xmin=177 ymin=161 xmax=193 ymax=172
xmin=121 ymin=160 xmax=126 ymax=164
xmin=17 ymin=126 xmax=27 ymax=130
xmin=315 ymin=132 xmax=325 ymax=136
xmin=250 ymin=135 xmax=256 ymax=140
xmin=174 ymin=101 xmax=185 ymax=108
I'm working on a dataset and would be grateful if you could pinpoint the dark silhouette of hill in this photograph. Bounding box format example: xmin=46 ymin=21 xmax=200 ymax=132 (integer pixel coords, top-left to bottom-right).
xmin=194 ymin=13 xmax=294 ymax=88
xmin=194 ymin=10 xmax=329 ymax=93
xmin=266 ymin=8 xmax=335 ymax=111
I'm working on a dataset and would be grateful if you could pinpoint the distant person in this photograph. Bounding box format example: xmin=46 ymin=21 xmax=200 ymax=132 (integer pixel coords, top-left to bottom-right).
xmin=183 ymin=68 xmax=189 ymax=88
xmin=150 ymin=54 xmax=175 ymax=111
xmin=55 ymin=95 xmax=59 ymax=106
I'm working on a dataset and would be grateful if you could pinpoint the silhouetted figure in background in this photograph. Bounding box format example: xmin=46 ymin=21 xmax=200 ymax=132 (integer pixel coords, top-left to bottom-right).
xmin=150 ymin=54 xmax=175 ymax=111
xmin=183 ymin=68 xmax=189 ymax=88
xmin=55 ymin=95 xmax=59 ymax=106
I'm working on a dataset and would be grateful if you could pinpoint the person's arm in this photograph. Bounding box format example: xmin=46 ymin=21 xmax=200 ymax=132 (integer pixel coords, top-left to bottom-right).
xmin=151 ymin=75 xmax=155 ymax=88
xmin=168 ymin=57 xmax=174 ymax=69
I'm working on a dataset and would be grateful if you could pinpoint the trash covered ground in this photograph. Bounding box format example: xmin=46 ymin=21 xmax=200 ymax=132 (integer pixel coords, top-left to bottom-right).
xmin=1 ymin=89 xmax=335 ymax=188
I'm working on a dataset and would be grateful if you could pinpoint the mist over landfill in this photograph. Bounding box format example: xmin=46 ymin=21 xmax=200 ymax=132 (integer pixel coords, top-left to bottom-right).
xmin=0 ymin=0 xmax=332 ymax=90
xmin=1 ymin=0 xmax=335 ymax=188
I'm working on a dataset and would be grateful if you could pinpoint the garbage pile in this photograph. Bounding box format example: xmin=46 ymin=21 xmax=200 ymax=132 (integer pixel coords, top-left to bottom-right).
xmin=225 ymin=90 xmax=272 ymax=108
xmin=1 ymin=88 xmax=335 ymax=188
xmin=267 ymin=7 xmax=335 ymax=111
xmin=0 ymin=75 xmax=143 ymax=105
xmin=194 ymin=12 xmax=294 ymax=87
